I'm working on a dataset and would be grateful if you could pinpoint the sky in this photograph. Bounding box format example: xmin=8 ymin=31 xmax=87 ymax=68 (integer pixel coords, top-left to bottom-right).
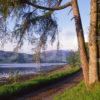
xmin=1 ymin=0 xmax=90 ymax=54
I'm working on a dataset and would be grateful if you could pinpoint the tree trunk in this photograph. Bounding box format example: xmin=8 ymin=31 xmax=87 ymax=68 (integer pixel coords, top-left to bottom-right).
xmin=89 ymin=0 xmax=99 ymax=84
xmin=35 ymin=46 xmax=41 ymax=63
xmin=72 ymin=0 xmax=89 ymax=85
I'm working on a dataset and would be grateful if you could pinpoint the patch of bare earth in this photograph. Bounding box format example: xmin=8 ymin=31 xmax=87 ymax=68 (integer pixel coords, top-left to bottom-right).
xmin=17 ymin=70 xmax=82 ymax=100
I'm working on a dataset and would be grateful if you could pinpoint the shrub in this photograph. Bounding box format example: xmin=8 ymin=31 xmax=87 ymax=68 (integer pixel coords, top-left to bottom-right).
xmin=66 ymin=50 xmax=81 ymax=67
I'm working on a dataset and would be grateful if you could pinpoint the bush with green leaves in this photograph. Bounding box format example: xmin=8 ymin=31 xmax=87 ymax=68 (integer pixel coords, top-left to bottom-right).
xmin=66 ymin=51 xmax=81 ymax=67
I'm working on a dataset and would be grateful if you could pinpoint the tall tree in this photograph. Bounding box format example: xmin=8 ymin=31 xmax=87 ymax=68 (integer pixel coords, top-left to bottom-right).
xmin=89 ymin=0 xmax=99 ymax=84
xmin=0 ymin=0 xmax=88 ymax=84
xmin=72 ymin=0 xmax=89 ymax=85
xmin=0 ymin=0 xmax=99 ymax=86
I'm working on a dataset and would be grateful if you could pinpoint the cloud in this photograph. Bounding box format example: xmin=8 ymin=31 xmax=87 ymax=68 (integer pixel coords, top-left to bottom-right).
xmin=47 ymin=27 xmax=78 ymax=51
xmin=0 ymin=26 xmax=88 ymax=54
xmin=47 ymin=26 xmax=88 ymax=51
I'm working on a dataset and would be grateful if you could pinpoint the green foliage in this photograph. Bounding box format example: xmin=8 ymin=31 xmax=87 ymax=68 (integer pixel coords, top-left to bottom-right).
xmin=66 ymin=51 xmax=81 ymax=67
xmin=0 ymin=66 xmax=80 ymax=97
xmin=55 ymin=82 xmax=100 ymax=100
xmin=66 ymin=43 xmax=89 ymax=67
xmin=0 ymin=0 xmax=59 ymax=48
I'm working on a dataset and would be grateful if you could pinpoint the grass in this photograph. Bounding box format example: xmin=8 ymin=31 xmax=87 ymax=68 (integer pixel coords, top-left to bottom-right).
xmin=0 ymin=66 xmax=80 ymax=98
xmin=55 ymin=82 xmax=100 ymax=100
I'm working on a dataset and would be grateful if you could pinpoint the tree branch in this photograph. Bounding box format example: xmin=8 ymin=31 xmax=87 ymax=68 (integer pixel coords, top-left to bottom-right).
xmin=24 ymin=0 xmax=71 ymax=11
xmin=31 ymin=0 xmax=63 ymax=21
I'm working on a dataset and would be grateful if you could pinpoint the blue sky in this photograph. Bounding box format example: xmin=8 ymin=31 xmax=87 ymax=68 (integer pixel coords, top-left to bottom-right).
xmin=57 ymin=0 xmax=90 ymax=30
xmin=2 ymin=0 xmax=90 ymax=54
xmin=47 ymin=0 xmax=90 ymax=51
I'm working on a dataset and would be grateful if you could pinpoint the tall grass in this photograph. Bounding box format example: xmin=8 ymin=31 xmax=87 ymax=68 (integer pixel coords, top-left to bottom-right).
xmin=55 ymin=82 xmax=100 ymax=100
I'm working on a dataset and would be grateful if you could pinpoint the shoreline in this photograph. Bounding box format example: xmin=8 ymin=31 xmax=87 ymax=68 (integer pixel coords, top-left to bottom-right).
xmin=0 ymin=66 xmax=80 ymax=100
xmin=0 ymin=64 xmax=68 ymax=85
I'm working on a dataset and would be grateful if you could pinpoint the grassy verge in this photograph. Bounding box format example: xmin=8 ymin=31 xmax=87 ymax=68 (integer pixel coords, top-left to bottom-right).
xmin=0 ymin=66 xmax=80 ymax=99
xmin=55 ymin=82 xmax=100 ymax=100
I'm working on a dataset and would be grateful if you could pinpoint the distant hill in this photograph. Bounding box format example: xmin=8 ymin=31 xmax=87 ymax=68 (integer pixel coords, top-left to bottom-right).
xmin=0 ymin=51 xmax=33 ymax=63
xmin=0 ymin=50 xmax=70 ymax=63
xmin=41 ymin=50 xmax=69 ymax=63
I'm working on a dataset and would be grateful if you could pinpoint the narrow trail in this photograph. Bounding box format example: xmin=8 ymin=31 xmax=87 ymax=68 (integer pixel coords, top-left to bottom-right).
xmin=17 ymin=71 xmax=82 ymax=100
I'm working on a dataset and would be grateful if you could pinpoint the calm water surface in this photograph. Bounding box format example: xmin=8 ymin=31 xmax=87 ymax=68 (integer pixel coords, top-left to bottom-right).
xmin=0 ymin=63 xmax=66 ymax=78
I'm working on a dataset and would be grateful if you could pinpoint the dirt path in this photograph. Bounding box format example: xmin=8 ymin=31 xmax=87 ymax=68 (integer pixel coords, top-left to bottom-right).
xmin=16 ymin=71 xmax=82 ymax=100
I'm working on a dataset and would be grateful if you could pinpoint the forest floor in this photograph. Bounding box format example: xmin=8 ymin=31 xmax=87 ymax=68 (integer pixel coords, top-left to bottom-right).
xmin=16 ymin=68 xmax=82 ymax=100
